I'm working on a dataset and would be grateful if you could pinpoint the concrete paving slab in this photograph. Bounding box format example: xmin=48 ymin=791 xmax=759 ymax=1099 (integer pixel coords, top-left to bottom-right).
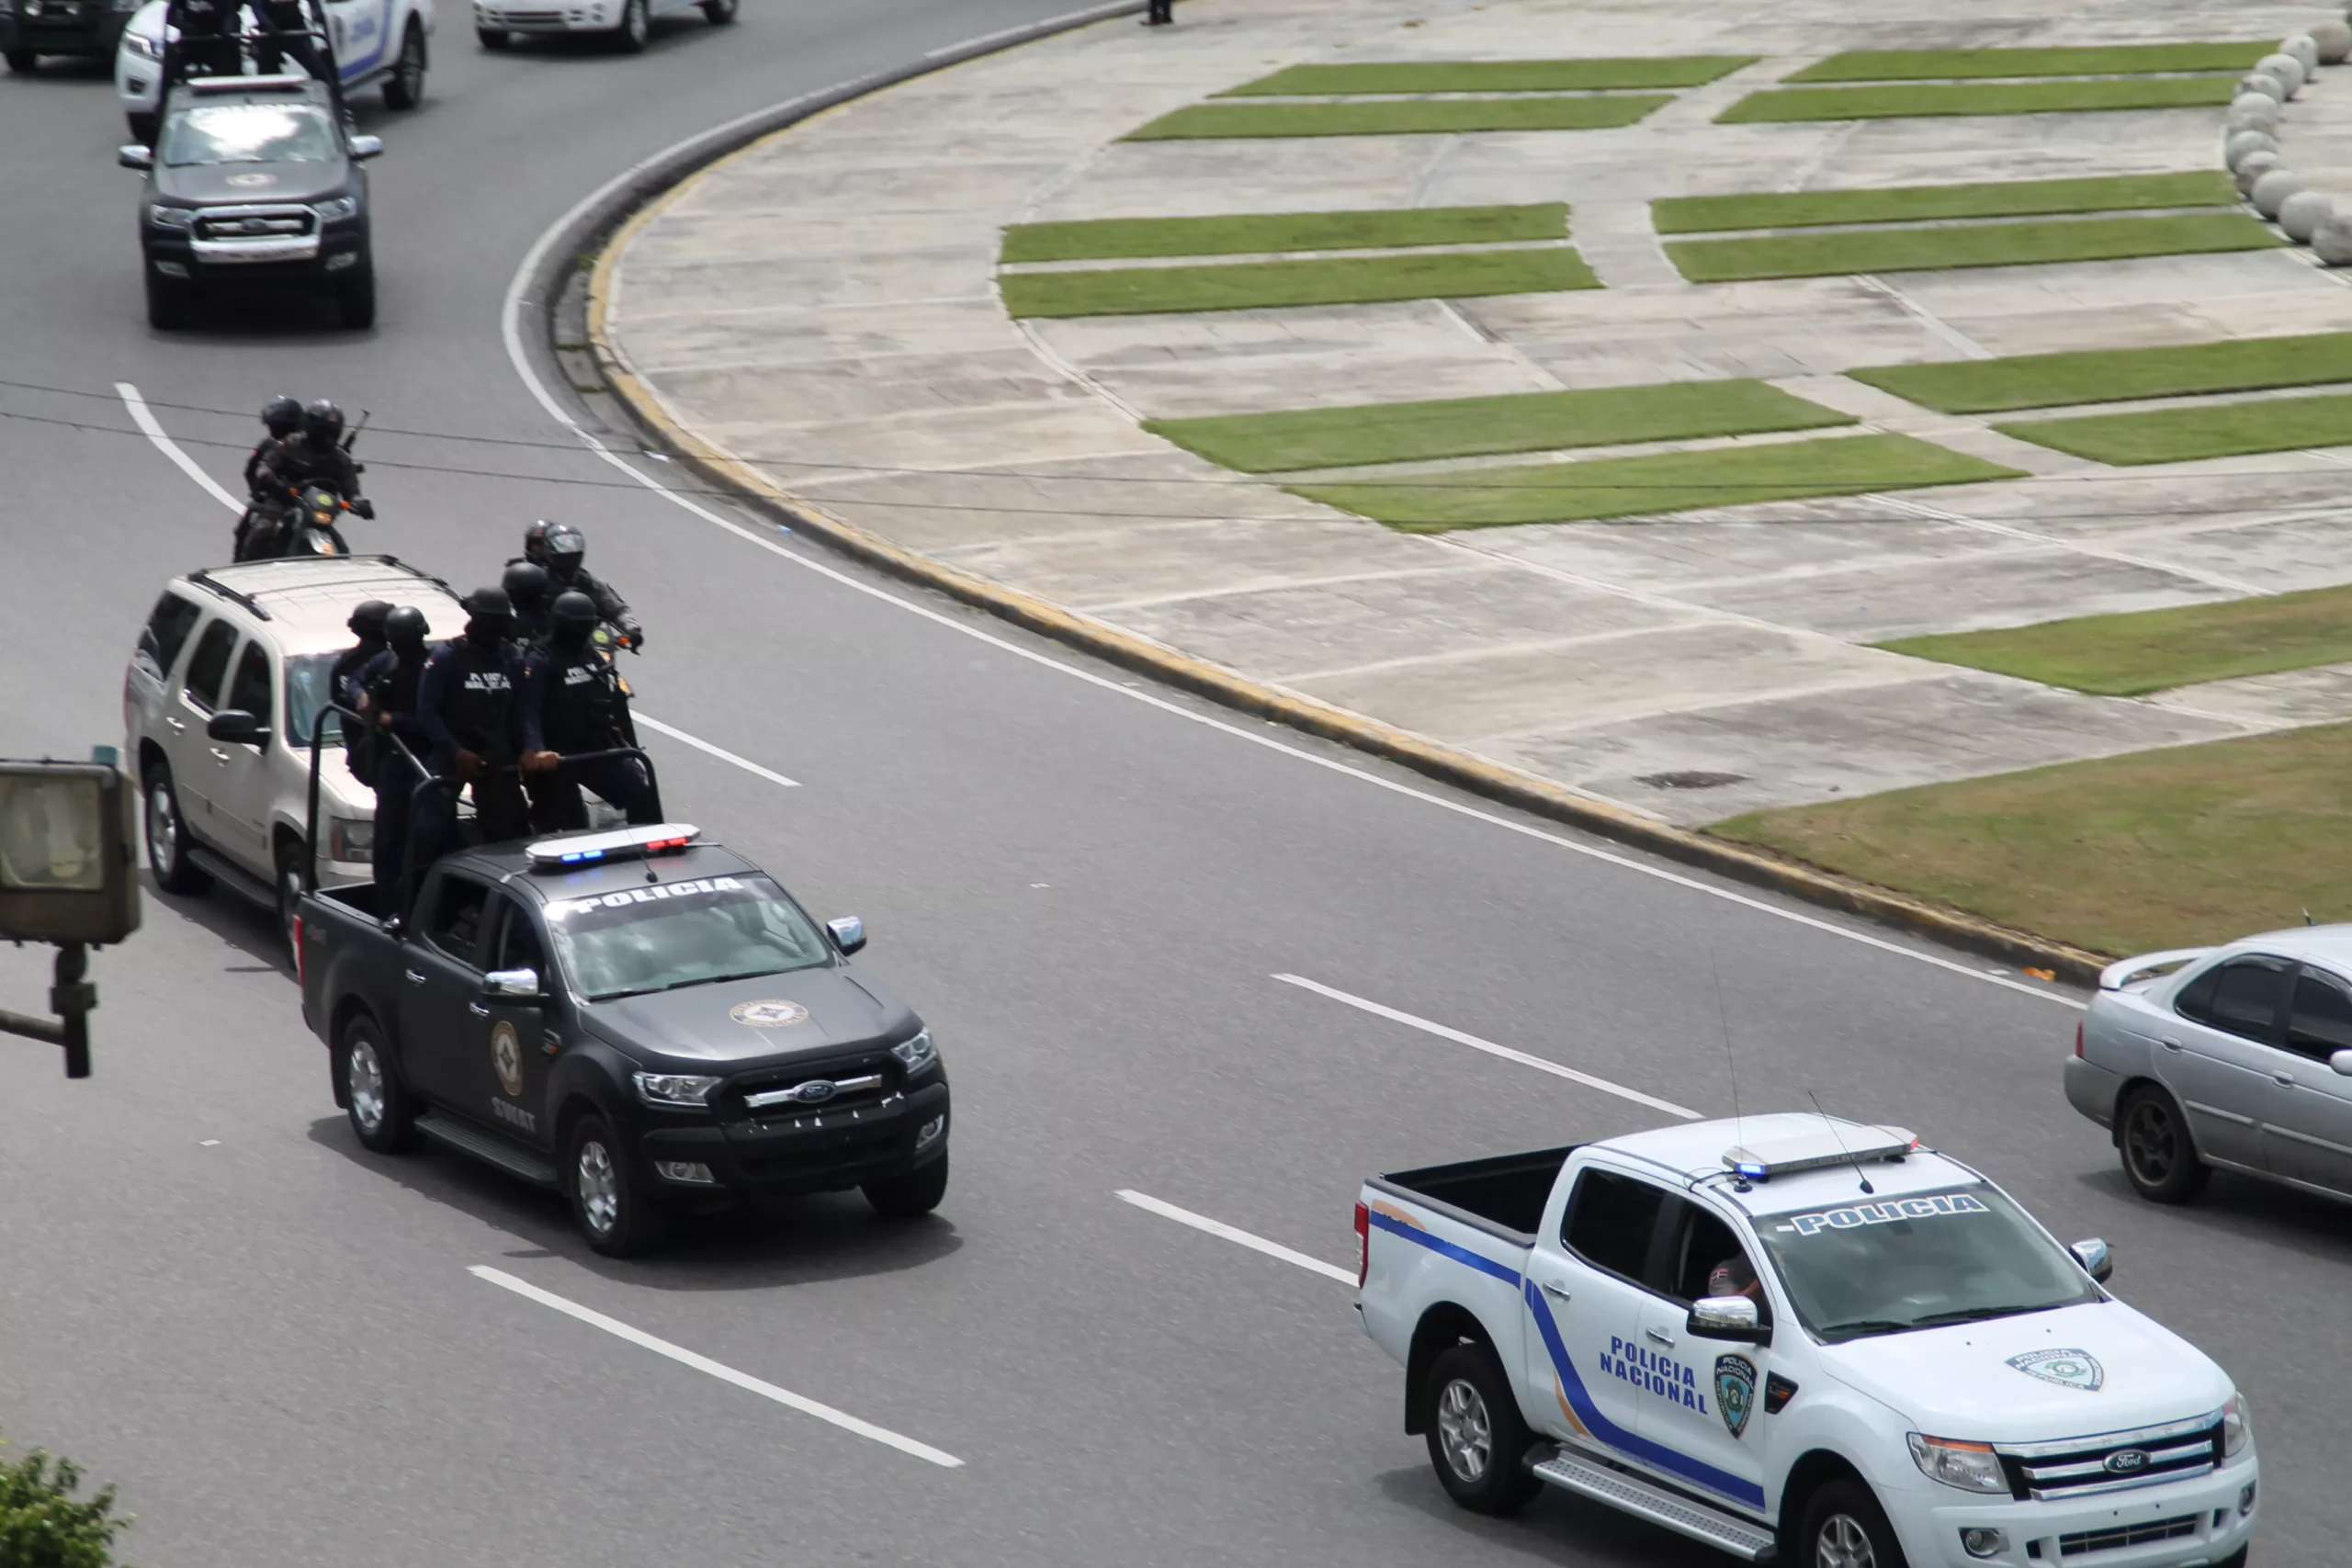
xmin=2144 ymin=661 xmax=2352 ymax=727
xmin=926 ymin=514 xmax=1457 ymax=608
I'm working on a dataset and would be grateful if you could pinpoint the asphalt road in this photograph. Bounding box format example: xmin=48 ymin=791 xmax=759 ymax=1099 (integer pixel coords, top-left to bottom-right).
xmin=2 ymin=7 xmax=2347 ymax=1566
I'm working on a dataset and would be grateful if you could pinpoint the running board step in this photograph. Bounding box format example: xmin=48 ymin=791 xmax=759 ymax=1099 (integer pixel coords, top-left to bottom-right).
xmin=187 ymin=845 xmax=277 ymax=910
xmin=415 ymin=1113 xmax=560 ymax=1189
xmin=1531 ymin=1452 xmax=1777 ymax=1562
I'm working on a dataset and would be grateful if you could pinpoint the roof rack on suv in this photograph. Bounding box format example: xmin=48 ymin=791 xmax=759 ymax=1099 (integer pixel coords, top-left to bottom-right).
xmin=187 ymin=569 xmax=273 ymax=621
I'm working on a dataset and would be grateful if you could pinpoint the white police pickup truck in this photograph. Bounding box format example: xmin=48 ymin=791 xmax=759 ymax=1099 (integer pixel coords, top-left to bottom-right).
xmin=1355 ymin=1114 xmax=2256 ymax=1568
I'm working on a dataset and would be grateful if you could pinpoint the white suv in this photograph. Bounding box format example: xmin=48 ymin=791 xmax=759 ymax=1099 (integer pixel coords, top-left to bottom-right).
xmin=123 ymin=556 xmax=462 ymax=954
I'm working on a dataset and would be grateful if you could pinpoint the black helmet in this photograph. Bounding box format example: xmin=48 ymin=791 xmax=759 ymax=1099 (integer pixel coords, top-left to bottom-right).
xmin=549 ymin=590 xmax=599 ymax=639
xmin=346 ymin=599 xmax=392 ymax=639
xmin=522 ymin=519 xmax=557 ymax=564
xmin=384 ymin=605 xmax=429 ymax=650
xmin=462 ymin=585 xmax=513 ymax=620
xmin=262 ymin=395 xmax=302 ymax=437
xmin=540 ymin=523 xmax=587 ymax=579
xmin=303 ymin=399 xmax=345 ymax=446
xmin=501 ymin=560 xmax=551 ymax=610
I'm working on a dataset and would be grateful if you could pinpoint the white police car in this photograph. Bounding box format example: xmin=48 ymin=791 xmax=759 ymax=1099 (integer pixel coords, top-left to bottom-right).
xmin=471 ymin=0 xmax=729 ymax=55
xmin=116 ymin=0 xmax=433 ymax=143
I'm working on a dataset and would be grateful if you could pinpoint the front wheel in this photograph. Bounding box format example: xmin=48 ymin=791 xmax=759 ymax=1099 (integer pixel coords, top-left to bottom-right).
xmin=382 ymin=19 xmax=426 ymax=107
xmin=274 ymin=840 xmax=306 ymax=962
xmin=568 ymin=1115 xmax=665 ymax=1257
xmin=1799 ymin=1479 xmax=1909 ymax=1568
xmin=336 ymin=266 xmax=376 ymax=330
xmin=700 ymin=0 xmax=735 ymax=22
xmin=1422 ymin=1343 xmax=1542 ymax=1515
xmin=2120 ymin=1085 xmax=2210 ymax=1203
xmin=127 ymin=109 xmax=158 ymax=145
xmin=3 ymin=49 xmax=35 ymax=72
xmin=863 ymin=1152 xmax=947 ymax=1218
xmin=144 ymin=269 xmax=189 ymax=331
xmin=476 ymin=24 xmax=511 ymax=46
xmin=144 ymin=761 xmax=210 ymax=894
xmin=339 ymin=1014 xmax=421 ymax=1153
xmin=612 ymin=0 xmax=647 ymax=51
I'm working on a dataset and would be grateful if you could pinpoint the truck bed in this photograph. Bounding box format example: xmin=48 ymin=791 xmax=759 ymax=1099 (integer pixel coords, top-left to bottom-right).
xmin=1371 ymin=1145 xmax=1577 ymax=1240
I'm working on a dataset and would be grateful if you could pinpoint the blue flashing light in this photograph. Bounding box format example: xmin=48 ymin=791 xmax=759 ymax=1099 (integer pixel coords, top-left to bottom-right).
xmin=560 ymin=849 xmax=605 ymax=863
xmin=1734 ymin=1161 xmax=1769 ymax=1181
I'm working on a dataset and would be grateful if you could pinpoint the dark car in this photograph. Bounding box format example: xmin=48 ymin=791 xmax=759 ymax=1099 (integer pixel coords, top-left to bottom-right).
xmin=3 ymin=0 xmax=135 ymax=74
xmin=119 ymin=73 xmax=379 ymax=330
xmin=298 ymin=824 xmax=951 ymax=1256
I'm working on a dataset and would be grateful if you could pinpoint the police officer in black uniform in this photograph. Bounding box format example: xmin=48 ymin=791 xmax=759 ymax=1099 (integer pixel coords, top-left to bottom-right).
xmin=520 ymin=591 xmax=659 ymax=831
xmin=158 ymin=0 xmax=243 ymax=94
xmin=258 ymin=399 xmax=365 ymax=501
xmin=234 ymin=395 xmax=307 ymax=560
xmin=514 ymin=520 xmax=643 ymax=649
xmin=329 ymin=600 xmax=391 ymax=712
xmin=253 ymin=0 xmax=347 ymax=121
xmin=501 ymin=560 xmax=554 ymax=650
xmin=413 ymin=587 xmax=531 ymax=861
xmin=354 ymin=605 xmax=433 ymax=903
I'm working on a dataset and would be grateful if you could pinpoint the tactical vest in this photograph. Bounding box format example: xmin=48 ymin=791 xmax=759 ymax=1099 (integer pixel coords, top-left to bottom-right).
xmin=541 ymin=647 xmax=621 ymax=750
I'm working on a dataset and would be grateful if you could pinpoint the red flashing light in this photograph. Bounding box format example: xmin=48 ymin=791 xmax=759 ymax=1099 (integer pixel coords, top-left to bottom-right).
xmin=1353 ymin=1201 xmax=1370 ymax=1288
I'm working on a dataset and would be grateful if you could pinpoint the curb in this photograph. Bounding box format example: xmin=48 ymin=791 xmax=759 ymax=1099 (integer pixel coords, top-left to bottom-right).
xmin=558 ymin=18 xmax=2110 ymax=993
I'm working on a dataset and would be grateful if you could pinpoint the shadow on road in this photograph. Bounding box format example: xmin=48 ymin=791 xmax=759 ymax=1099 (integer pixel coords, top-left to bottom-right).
xmin=305 ymin=1112 xmax=964 ymax=1288
xmin=2070 ymin=1162 xmax=2352 ymax=1263
xmin=141 ymin=867 xmax=293 ymax=975
xmin=1369 ymin=1464 xmax=1728 ymax=1566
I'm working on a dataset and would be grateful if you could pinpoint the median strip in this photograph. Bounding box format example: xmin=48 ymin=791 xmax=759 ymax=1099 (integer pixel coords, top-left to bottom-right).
xmin=1217 ymin=56 xmax=1756 ymax=95
xmin=1125 ymin=96 xmax=1671 ymax=140
xmin=1000 ymin=247 xmax=1598 ymax=318
xmin=1851 ymin=332 xmax=2352 ymax=413
xmin=1717 ymin=75 xmax=2238 ymax=122
xmin=1651 ymin=171 xmax=2234 ymax=234
xmin=1665 ymin=212 xmax=2282 ymax=282
xmin=1001 ymin=202 xmax=1566 ymax=263
xmin=1995 ymin=389 xmax=2352 ymax=464
xmin=1782 ymin=42 xmax=2271 ymax=82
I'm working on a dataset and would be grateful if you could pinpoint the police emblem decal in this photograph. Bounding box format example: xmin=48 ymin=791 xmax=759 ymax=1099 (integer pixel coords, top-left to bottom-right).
xmin=1713 ymin=1354 xmax=1758 ymax=1438
xmin=491 ymin=1021 xmax=525 ymax=1098
xmin=2006 ymin=1349 xmax=2104 ymax=1392
xmin=225 ymin=172 xmax=276 ymax=187
xmin=729 ymin=998 xmax=810 ymax=1028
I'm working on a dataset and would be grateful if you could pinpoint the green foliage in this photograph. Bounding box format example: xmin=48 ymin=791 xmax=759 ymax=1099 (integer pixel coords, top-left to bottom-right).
xmin=1717 ymin=75 xmax=2236 ymax=122
xmin=1665 ymin=212 xmax=2281 ymax=282
xmin=1001 ymin=203 xmax=1566 ymax=264
xmin=1996 ymin=390 xmax=2352 ymax=464
xmin=999 ymin=248 xmax=1598 ymax=319
xmin=1651 ymin=171 xmax=2233 ymax=234
xmin=0 ymin=1433 xmax=130 ymax=1568
xmin=1218 ymin=57 xmax=1754 ymax=95
xmin=1852 ymin=332 xmax=2352 ymax=413
xmin=1123 ymin=96 xmax=1670 ymax=140
xmin=1783 ymin=42 xmax=2270 ymax=82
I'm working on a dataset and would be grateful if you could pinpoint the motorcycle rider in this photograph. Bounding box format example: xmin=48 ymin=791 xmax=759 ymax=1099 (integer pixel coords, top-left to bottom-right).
xmin=514 ymin=521 xmax=643 ymax=649
xmin=354 ymin=606 xmax=434 ymax=904
xmin=413 ymin=587 xmax=531 ymax=863
xmin=257 ymin=399 xmax=366 ymax=502
xmin=234 ymin=395 xmax=307 ymax=560
xmin=500 ymin=560 xmax=554 ymax=650
xmin=519 ymin=591 xmax=659 ymax=831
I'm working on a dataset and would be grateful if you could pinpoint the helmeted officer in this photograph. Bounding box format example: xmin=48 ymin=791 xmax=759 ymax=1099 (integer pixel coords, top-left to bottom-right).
xmin=252 ymin=0 xmax=347 ymax=120
xmin=329 ymin=600 xmax=391 ymax=713
xmin=235 ymin=394 xmax=308 ymax=560
xmin=413 ymin=586 xmax=531 ymax=860
xmin=258 ymin=399 xmax=365 ymax=502
xmin=501 ymin=560 xmax=554 ymax=650
xmin=355 ymin=605 xmax=433 ymax=904
xmin=519 ymin=591 xmax=659 ymax=831
xmin=158 ymin=0 xmax=243 ymax=92
xmin=514 ymin=520 xmax=643 ymax=649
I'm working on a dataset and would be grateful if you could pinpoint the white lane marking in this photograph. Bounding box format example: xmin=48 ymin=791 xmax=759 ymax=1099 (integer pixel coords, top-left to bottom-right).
xmin=1272 ymin=974 xmax=1703 ymax=1120
xmin=632 ymin=712 xmax=799 ymax=787
xmin=469 ymin=1266 xmax=963 ymax=1467
xmin=481 ymin=73 xmax=2086 ymax=1017
xmin=1115 ymin=1190 xmax=1356 ymax=1284
xmin=118 ymin=381 xmax=242 ymax=513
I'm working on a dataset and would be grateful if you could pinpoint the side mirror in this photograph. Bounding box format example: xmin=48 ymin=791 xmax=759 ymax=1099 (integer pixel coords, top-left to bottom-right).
xmin=2332 ymin=1049 xmax=2352 ymax=1077
xmin=826 ymin=915 xmax=865 ymax=956
xmin=1687 ymin=1294 xmax=1769 ymax=1344
xmin=118 ymin=144 xmax=154 ymax=170
xmin=2069 ymin=1238 xmax=2113 ymax=1284
xmin=348 ymin=134 xmax=384 ymax=161
xmin=206 ymin=709 xmax=270 ymax=746
xmin=484 ymin=967 xmax=544 ymax=1000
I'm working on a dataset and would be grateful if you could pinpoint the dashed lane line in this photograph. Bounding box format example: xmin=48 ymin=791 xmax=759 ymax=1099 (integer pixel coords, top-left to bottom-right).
xmin=1114 ymin=1190 xmax=1357 ymax=1284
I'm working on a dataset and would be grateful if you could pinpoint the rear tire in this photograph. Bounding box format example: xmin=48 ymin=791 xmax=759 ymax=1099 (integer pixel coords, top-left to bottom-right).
xmin=1797 ymin=1479 xmax=1908 ymax=1568
xmin=144 ymin=761 xmax=210 ymax=894
xmin=1422 ymin=1343 xmax=1542 ymax=1515
xmin=382 ymin=18 xmax=426 ymax=107
xmin=339 ymin=1014 xmax=422 ymax=1153
xmin=336 ymin=265 xmax=377 ymax=330
xmin=568 ymin=1114 xmax=665 ymax=1257
xmin=863 ymin=1152 xmax=948 ymax=1218
xmin=476 ymin=25 xmax=510 ymax=46
xmin=274 ymin=839 xmax=306 ymax=964
xmin=144 ymin=269 xmax=189 ymax=331
xmin=3 ymin=49 xmax=35 ymax=73
xmin=611 ymin=0 xmax=647 ymax=51
xmin=2120 ymin=1084 xmax=2210 ymax=1203
xmin=699 ymin=0 xmax=734 ymax=22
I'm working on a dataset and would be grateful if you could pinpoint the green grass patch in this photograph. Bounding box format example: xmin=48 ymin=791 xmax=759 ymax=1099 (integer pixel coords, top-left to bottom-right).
xmin=1652 ymin=172 xmax=2233 ymax=234
xmin=1712 ymin=723 xmax=2352 ymax=956
xmin=1001 ymin=203 xmax=1566 ymax=264
xmin=1666 ymin=212 xmax=2281 ymax=282
xmin=1124 ymin=96 xmax=1670 ymax=140
xmin=1855 ymin=333 xmax=2352 ymax=414
xmin=999 ymin=249 xmax=1598 ymax=319
xmin=1996 ymin=390 xmax=2352 ymax=464
xmin=1784 ymin=42 xmax=2272 ymax=83
xmin=1717 ymin=76 xmax=2237 ymax=122
xmin=1878 ymin=584 xmax=2352 ymax=697
xmin=1144 ymin=380 xmax=1855 ymax=473
xmin=1288 ymin=434 xmax=2019 ymax=528
xmin=1217 ymin=57 xmax=1756 ymax=95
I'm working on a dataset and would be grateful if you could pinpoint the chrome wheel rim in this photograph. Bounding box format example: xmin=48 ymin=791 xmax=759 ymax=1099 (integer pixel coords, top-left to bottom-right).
xmin=1815 ymin=1514 xmax=1875 ymax=1568
xmin=347 ymin=1039 xmax=386 ymax=1134
xmin=1435 ymin=1377 xmax=1492 ymax=1483
xmin=2125 ymin=1101 xmax=2175 ymax=1181
xmin=577 ymin=1140 xmax=620 ymax=1234
xmin=146 ymin=780 xmax=179 ymax=875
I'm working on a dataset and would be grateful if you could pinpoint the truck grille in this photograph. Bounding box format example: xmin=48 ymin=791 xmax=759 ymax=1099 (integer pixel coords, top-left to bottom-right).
xmin=725 ymin=1052 xmax=897 ymax=1124
xmin=1996 ymin=1414 xmax=2222 ymax=1501
xmin=194 ymin=208 xmax=315 ymax=243
xmin=2058 ymin=1513 xmax=2199 ymax=1556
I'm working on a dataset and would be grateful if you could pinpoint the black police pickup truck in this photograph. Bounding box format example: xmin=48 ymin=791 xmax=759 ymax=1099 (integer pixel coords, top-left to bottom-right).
xmin=297 ymin=824 xmax=950 ymax=1255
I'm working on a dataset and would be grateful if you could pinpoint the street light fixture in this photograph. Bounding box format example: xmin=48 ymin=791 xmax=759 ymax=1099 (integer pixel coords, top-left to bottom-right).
xmin=0 ymin=759 xmax=141 ymax=1077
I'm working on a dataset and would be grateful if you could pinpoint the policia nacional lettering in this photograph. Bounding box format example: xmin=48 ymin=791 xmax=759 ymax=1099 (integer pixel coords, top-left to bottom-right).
xmin=1600 ymin=1336 xmax=1711 ymax=1414
xmin=1775 ymin=1191 xmax=1989 ymax=1237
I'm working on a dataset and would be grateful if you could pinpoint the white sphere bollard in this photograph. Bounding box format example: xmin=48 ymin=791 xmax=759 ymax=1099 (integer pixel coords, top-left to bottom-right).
xmin=2283 ymin=34 xmax=2321 ymax=74
xmin=2313 ymin=19 xmax=2352 ymax=62
xmin=2240 ymin=70 xmax=2289 ymax=102
xmin=2312 ymin=217 xmax=2352 ymax=265
xmin=2230 ymin=92 xmax=2284 ymax=130
xmin=2252 ymin=169 xmax=2306 ymax=218
xmin=2280 ymin=188 xmax=2336 ymax=241
xmin=2236 ymin=151 xmax=2284 ymax=195
xmin=2257 ymin=53 xmax=2307 ymax=95
xmin=2227 ymin=130 xmax=2280 ymax=167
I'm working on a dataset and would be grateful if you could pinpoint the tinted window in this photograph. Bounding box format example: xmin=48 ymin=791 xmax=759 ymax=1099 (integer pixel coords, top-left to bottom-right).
xmin=2173 ymin=964 xmax=2221 ymax=1023
xmin=226 ymin=642 xmax=273 ymax=728
xmin=2196 ymin=959 xmax=2289 ymax=1043
xmin=543 ymin=873 xmax=830 ymax=1001
xmin=160 ymin=102 xmax=338 ymax=166
xmin=1666 ymin=1198 xmax=1769 ymax=1321
xmin=285 ymin=652 xmax=345 ymax=749
xmin=425 ymin=876 xmax=492 ymax=967
xmin=182 ymin=619 xmax=238 ymax=711
xmin=136 ymin=592 xmax=203 ymax=684
xmin=1563 ymin=1169 xmax=1667 ymax=1283
xmin=2287 ymin=970 xmax=2352 ymax=1062
xmin=495 ymin=898 xmax=548 ymax=977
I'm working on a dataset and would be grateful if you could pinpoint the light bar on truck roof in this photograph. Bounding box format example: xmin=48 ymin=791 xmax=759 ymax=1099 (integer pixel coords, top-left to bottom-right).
xmin=186 ymin=73 xmax=316 ymax=93
xmin=1723 ymin=1124 xmax=1917 ymax=1181
xmin=525 ymin=824 xmax=699 ymax=869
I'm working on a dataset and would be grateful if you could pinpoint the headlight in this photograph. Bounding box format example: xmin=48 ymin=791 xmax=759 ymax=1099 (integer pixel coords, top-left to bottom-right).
xmin=889 ymin=1028 xmax=936 ymax=1077
xmin=2222 ymin=1392 xmax=2253 ymax=1457
xmin=123 ymin=30 xmax=163 ymax=57
xmin=1907 ymin=1434 xmax=2009 ymax=1495
xmin=313 ymin=196 xmax=359 ymax=221
xmin=327 ymin=816 xmax=373 ymax=863
xmin=632 ymin=1072 xmax=722 ymax=1108
xmin=147 ymin=204 xmax=195 ymax=230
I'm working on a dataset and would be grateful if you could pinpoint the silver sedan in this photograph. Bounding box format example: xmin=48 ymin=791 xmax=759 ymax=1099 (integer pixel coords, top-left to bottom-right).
xmin=2068 ymin=927 xmax=2352 ymax=1204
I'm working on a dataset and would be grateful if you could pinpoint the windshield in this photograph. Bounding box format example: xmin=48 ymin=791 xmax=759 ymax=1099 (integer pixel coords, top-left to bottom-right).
xmin=160 ymin=103 xmax=337 ymax=167
xmin=1753 ymin=1184 xmax=2099 ymax=1344
xmin=284 ymin=652 xmax=344 ymax=749
xmin=545 ymin=873 xmax=831 ymax=1001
